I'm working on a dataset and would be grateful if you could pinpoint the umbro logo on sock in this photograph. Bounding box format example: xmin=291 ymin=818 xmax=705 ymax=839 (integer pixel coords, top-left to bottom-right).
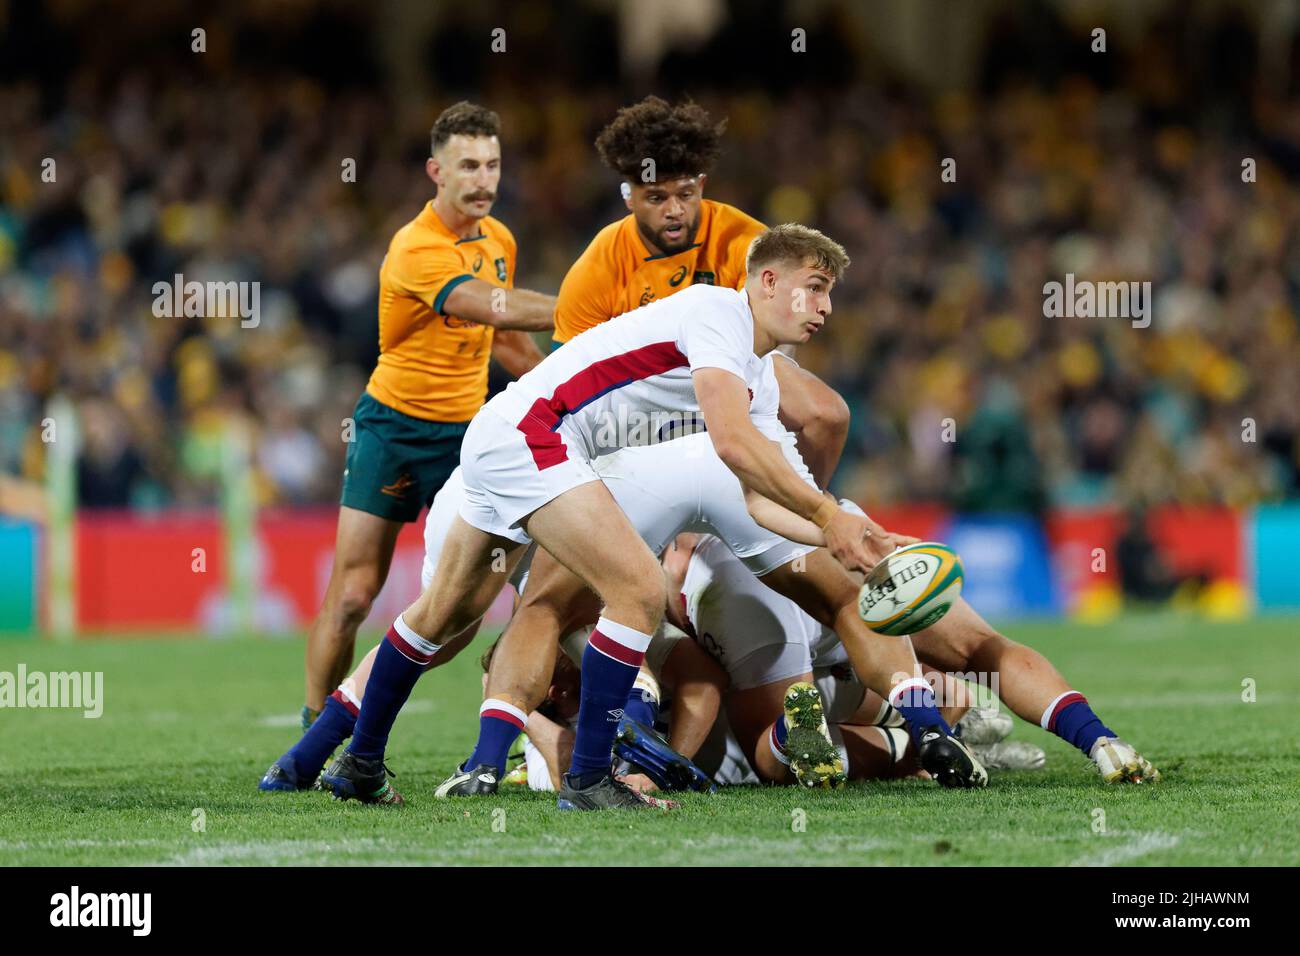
xmin=606 ymin=708 xmax=625 ymax=721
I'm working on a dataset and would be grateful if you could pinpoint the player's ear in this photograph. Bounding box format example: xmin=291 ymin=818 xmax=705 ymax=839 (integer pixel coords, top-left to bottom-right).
xmin=696 ymin=173 xmax=708 ymax=195
xmin=425 ymin=155 xmax=441 ymax=188
xmin=621 ymin=181 xmax=634 ymax=212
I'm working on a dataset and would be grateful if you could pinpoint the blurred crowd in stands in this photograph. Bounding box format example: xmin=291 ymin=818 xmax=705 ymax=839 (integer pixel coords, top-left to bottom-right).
xmin=2 ymin=2 xmax=1298 ymax=514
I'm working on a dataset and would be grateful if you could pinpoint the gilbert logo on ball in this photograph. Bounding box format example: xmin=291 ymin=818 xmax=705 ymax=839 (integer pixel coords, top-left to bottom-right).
xmin=857 ymin=542 xmax=964 ymax=635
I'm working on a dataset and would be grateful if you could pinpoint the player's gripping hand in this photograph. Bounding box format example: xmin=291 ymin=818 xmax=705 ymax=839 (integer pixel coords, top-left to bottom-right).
xmin=822 ymin=507 xmax=881 ymax=574
xmin=882 ymin=532 xmax=922 ymax=552
xmin=828 ymin=497 xmax=922 ymax=567
xmin=860 ymin=528 xmax=921 ymax=570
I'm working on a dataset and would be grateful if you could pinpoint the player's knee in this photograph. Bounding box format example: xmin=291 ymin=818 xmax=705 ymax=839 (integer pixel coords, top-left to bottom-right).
xmin=637 ymin=576 xmax=670 ymax=627
xmin=335 ymin=575 xmax=382 ymax=626
xmin=954 ymin=621 xmax=1006 ymax=663
xmin=611 ymin=574 xmax=667 ymax=632
xmin=810 ymin=389 xmax=851 ymax=439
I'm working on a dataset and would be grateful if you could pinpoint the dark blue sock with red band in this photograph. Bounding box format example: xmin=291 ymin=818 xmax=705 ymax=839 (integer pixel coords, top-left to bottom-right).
xmin=890 ymin=680 xmax=953 ymax=745
xmin=1044 ymin=692 xmax=1114 ymax=755
xmin=349 ymin=621 xmax=436 ymax=761
xmin=464 ymin=699 xmax=528 ymax=773
xmin=568 ymin=618 xmax=652 ymax=788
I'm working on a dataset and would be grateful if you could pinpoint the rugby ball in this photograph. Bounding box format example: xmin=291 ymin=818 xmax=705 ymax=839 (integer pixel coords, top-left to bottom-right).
xmin=857 ymin=542 xmax=964 ymax=636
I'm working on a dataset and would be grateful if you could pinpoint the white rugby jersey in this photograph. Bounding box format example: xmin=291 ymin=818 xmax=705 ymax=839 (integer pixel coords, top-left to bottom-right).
xmin=682 ymin=535 xmax=843 ymax=674
xmin=482 ymin=284 xmax=768 ymax=463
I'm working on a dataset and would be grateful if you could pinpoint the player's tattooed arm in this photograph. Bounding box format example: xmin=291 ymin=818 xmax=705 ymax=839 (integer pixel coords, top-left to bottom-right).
xmin=771 ymin=354 xmax=850 ymax=488
xmin=695 ymin=367 xmax=875 ymax=573
xmin=442 ymin=279 xmax=556 ymax=332
xmin=491 ymin=330 xmax=546 ymax=377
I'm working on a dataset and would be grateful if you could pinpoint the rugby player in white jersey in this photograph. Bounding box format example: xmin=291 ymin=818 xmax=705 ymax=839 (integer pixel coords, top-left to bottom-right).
xmin=426 ymin=351 xmax=1000 ymax=797
xmin=317 ymin=224 xmax=983 ymax=810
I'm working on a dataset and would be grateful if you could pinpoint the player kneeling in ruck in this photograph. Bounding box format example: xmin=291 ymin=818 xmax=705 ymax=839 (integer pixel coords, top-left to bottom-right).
xmin=660 ymin=532 xmax=1050 ymax=788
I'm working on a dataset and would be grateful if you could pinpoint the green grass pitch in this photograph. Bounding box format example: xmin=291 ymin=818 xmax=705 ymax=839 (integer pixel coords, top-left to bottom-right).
xmin=1 ymin=614 xmax=1298 ymax=866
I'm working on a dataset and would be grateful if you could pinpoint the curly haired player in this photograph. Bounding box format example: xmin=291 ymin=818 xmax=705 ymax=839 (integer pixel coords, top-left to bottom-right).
xmin=554 ymin=96 xmax=847 ymax=486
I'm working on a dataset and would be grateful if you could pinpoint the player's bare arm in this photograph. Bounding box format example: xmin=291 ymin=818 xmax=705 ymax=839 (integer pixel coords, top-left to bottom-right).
xmin=656 ymin=639 xmax=727 ymax=758
xmin=442 ymin=280 xmax=555 ymax=331
xmin=743 ymin=486 xmax=918 ymax=557
xmin=741 ymin=484 xmax=825 ymax=546
xmin=695 ymin=367 xmax=875 ymax=573
xmin=696 ymin=367 xmax=825 ymax=517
